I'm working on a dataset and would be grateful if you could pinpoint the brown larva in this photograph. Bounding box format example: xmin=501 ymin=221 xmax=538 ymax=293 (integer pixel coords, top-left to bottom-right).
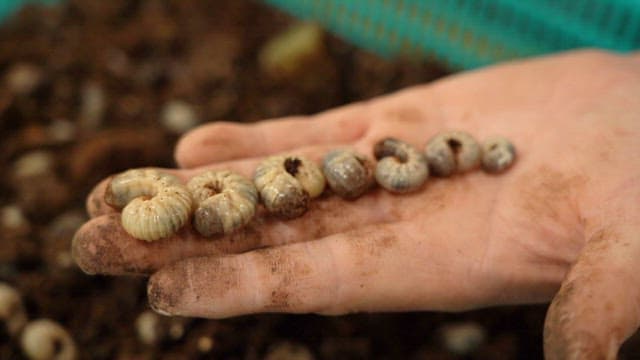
xmin=254 ymin=155 xmax=325 ymax=219
xmin=424 ymin=131 xmax=481 ymax=177
xmin=373 ymin=137 xmax=429 ymax=193
xmin=20 ymin=319 xmax=77 ymax=360
xmin=481 ymin=136 xmax=516 ymax=173
xmin=187 ymin=170 xmax=258 ymax=237
xmin=104 ymin=168 xmax=192 ymax=241
xmin=323 ymin=149 xmax=374 ymax=199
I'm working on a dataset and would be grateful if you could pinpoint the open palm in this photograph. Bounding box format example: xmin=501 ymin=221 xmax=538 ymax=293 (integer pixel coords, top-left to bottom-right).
xmin=73 ymin=50 xmax=640 ymax=359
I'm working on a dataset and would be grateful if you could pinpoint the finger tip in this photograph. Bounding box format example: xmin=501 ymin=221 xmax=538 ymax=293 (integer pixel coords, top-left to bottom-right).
xmin=71 ymin=221 xmax=100 ymax=275
xmin=71 ymin=214 xmax=128 ymax=275
xmin=147 ymin=269 xmax=182 ymax=316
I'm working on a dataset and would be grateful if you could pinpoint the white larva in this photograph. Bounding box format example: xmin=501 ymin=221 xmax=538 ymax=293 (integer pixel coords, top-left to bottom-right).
xmin=374 ymin=137 xmax=429 ymax=193
xmin=104 ymin=168 xmax=192 ymax=241
xmin=254 ymin=155 xmax=325 ymax=219
xmin=187 ymin=170 xmax=258 ymax=237
xmin=20 ymin=319 xmax=77 ymax=360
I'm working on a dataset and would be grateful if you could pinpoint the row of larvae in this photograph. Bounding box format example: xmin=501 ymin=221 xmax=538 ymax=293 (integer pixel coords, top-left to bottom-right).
xmin=0 ymin=283 xmax=77 ymax=360
xmin=104 ymin=131 xmax=515 ymax=242
xmin=375 ymin=131 xmax=516 ymax=193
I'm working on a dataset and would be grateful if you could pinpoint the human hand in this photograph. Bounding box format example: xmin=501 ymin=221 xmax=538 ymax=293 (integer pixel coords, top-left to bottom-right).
xmin=72 ymin=50 xmax=640 ymax=359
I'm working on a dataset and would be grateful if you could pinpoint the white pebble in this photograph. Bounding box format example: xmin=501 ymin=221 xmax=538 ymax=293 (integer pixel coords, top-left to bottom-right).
xmin=5 ymin=63 xmax=43 ymax=95
xmin=440 ymin=322 xmax=487 ymax=356
xmin=135 ymin=311 xmax=162 ymax=346
xmin=0 ymin=282 xmax=27 ymax=336
xmin=13 ymin=151 xmax=55 ymax=179
xmin=47 ymin=119 xmax=76 ymax=143
xmin=79 ymin=81 xmax=106 ymax=130
xmin=197 ymin=336 xmax=214 ymax=353
xmin=161 ymin=100 xmax=199 ymax=134
xmin=1 ymin=205 xmax=30 ymax=231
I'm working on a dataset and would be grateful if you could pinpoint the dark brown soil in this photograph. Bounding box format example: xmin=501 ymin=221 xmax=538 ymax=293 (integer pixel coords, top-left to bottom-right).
xmin=1 ymin=0 xmax=638 ymax=359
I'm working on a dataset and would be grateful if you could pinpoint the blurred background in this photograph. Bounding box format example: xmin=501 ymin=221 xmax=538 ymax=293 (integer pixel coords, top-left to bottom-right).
xmin=0 ymin=0 xmax=639 ymax=359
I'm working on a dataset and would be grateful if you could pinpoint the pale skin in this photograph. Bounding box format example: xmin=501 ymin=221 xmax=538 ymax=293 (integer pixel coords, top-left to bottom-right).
xmin=72 ymin=50 xmax=640 ymax=359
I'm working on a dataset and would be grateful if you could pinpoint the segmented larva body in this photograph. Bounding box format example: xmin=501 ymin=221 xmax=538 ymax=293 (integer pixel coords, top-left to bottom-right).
xmin=187 ymin=170 xmax=258 ymax=237
xmin=481 ymin=136 xmax=516 ymax=173
xmin=374 ymin=138 xmax=429 ymax=193
xmin=254 ymin=155 xmax=325 ymax=219
xmin=424 ymin=131 xmax=481 ymax=177
xmin=323 ymin=149 xmax=374 ymax=199
xmin=104 ymin=168 xmax=192 ymax=241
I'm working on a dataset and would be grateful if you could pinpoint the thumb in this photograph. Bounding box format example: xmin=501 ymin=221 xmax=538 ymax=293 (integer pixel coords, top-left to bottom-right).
xmin=544 ymin=223 xmax=640 ymax=359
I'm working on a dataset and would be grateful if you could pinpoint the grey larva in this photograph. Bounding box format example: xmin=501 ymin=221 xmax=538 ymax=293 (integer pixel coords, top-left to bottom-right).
xmin=187 ymin=170 xmax=258 ymax=237
xmin=254 ymin=155 xmax=325 ymax=219
xmin=323 ymin=149 xmax=374 ymax=199
xmin=481 ymin=136 xmax=516 ymax=173
xmin=425 ymin=131 xmax=481 ymax=177
xmin=373 ymin=137 xmax=429 ymax=193
xmin=104 ymin=168 xmax=192 ymax=241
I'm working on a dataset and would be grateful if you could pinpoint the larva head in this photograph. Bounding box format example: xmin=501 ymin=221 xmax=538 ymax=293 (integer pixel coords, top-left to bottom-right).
xmin=283 ymin=156 xmax=325 ymax=198
xmin=104 ymin=168 xmax=181 ymax=209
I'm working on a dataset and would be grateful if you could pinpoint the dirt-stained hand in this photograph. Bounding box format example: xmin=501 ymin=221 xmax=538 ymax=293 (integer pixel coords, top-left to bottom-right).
xmin=72 ymin=50 xmax=640 ymax=360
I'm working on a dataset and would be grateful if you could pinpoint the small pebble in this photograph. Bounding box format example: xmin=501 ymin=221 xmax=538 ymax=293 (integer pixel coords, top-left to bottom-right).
xmin=5 ymin=63 xmax=43 ymax=95
xmin=0 ymin=282 xmax=28 ymax=336
xmin=439 ymin=322 xmax=487 ymax=356
xmin=47 ymin=119 xmax=76 ymax=143
xmin=79 ymin=81 xmax=106 ymax=131
xmin=197 ymin=336 xmax=215 ymax=353
xmin=135 ymin=311 xmax=162 ymax=346
xmin=481 ymin=136 xmax=516 ymax=173
xmin=264 ymin=341 xmax=315 ymax=360
xmin=1 ymin=205 xmax=30 ymax=233
xmin=161 ymin=100 xmax=200 ymax=134
xmin=20 ymin=319 xmax=77 ymax=360
xmin=13 ymin=150 xmax=55 ymax=179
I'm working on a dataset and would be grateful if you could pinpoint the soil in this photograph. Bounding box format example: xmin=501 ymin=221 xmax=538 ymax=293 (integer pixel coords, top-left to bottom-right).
xmin=0 ymin=0 xmax=638 ymax=359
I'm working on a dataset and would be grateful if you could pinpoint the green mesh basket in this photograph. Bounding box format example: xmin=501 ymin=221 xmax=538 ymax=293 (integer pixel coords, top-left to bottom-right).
xmin=2 ymin=0 xmax=639 ymax=69
xmin=264 ymin=0 xmax=640 ymax=69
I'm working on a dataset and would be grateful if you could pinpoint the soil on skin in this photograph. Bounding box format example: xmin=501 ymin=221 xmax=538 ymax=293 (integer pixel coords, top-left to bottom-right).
xmin=2 ymin=0 xmax=638 ymax=359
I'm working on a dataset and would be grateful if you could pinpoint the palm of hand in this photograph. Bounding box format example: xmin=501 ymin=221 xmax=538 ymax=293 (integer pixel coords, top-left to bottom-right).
xmin=73 ymin=50 xmax=640 ymax=359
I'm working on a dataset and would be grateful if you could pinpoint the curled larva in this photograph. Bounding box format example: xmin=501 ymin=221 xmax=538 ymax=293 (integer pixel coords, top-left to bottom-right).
xmin=187 ymin=170 xmax=258 ymax=237
xmin=424 ymin=131 xmax=481 ymax=176
xmin=21 ymin=319 xmax=77 ymax=360
xmin=323 ymin=149 xmax=374 ymax=199
xmin=104 ymin=168 xmax=192 ymax=241
xmin=481 ymin=136 xmax=516 ymax=173
xmin=254 ymin=155 xmax=325 ymax=219
xmin=374 ymin=137 xmax=429 ymax=193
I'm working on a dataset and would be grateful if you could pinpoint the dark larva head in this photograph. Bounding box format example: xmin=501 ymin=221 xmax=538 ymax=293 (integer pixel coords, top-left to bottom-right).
xmin=323 ymin=149 xmax=374 ymax=199
xmin=481 ymin=136 xmax=516 ymax=173
xmin=424 ymin=131 xmax=481 ymax=176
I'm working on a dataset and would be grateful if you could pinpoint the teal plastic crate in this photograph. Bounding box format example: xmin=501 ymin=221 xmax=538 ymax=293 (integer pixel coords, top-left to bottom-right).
xmin=2 ymin=0 xmax=639 ymax=69
xmin=264 ymin=0 xmax=640 ymax=69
